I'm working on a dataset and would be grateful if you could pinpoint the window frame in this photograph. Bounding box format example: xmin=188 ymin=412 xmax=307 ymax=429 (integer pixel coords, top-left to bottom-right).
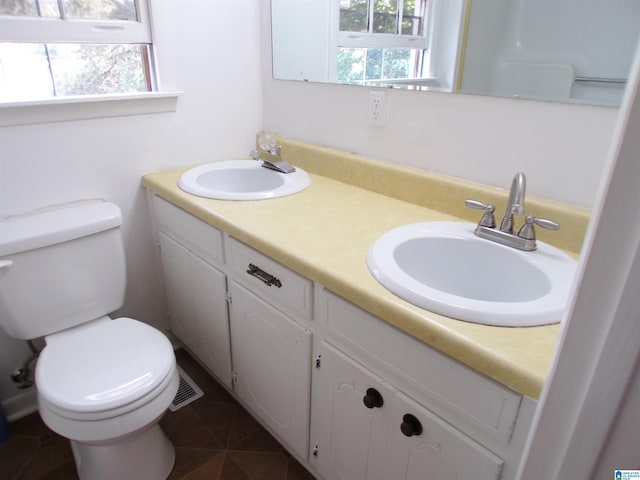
xmin=0 ymin=0 xmax=152 ymax=44
xmin=337 ymin=0 xmax=430 ymax=50
xmin=0 ymin=0 xmax=180 ymax=125
xmin=0 ymin=91 xmax=180 ymax=127
xmin=334 ymin=0 xmax=433 ymax=87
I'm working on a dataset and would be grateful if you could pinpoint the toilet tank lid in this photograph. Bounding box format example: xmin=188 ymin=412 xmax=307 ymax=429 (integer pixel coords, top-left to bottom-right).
xmin=0 ymin=200 xmax=122 ymax=257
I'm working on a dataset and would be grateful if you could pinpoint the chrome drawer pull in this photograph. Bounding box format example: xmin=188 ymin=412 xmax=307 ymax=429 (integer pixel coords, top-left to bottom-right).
xmin=246 ymin=263 xmax=282 ymax=288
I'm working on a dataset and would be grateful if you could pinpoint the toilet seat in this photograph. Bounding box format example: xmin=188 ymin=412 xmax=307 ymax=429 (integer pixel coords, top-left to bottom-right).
xmin=36 ymin=317 xmax=175 ymax=417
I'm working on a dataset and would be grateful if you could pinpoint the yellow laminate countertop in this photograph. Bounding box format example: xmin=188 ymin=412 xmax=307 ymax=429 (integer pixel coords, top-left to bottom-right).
xmin=143 ymin=163 xmax=574 ymax=400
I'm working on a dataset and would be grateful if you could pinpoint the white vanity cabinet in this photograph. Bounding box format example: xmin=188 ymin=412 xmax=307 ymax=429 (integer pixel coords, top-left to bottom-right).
xmin=226 ymin=237 xmax=313 ymax=460
xmin=147 ymin=193 xmax=536 ymax=480
xmin=152 ymin=196 xmax=232 ymax=389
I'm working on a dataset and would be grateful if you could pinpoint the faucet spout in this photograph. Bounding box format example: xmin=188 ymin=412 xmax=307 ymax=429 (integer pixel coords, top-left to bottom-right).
xmin=500 ymin=172 xmax=526 ymax=233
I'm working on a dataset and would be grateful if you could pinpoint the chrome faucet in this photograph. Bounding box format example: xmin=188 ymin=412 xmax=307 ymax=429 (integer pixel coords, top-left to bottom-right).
xmin=499 ymin=172 xmax=526 ymax=233
xmin=465 ymin=172 xmax=559 ymax=251
xmin=249 ymin=133 xmax=296 ymax=174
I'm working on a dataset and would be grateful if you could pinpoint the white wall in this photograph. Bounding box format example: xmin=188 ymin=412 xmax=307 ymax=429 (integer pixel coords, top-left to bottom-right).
xmin=593 ymin=355 xmax=640 ymax=474
xmin=0 ymin=0 xmax=262 ymax=415
xmin=261 ymin=0 xmax=619 ymax=208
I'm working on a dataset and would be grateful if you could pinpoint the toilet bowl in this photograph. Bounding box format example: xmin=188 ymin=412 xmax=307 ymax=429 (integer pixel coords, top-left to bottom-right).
xmin=0 ymin=201 xmax=179 ymax=479
xmin=37 ymin=317 xmax=179 ymax=480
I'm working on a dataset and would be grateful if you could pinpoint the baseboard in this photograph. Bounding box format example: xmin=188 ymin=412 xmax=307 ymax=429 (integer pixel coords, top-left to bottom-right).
xmin=3 ymin=388 xmax=38 ymax=422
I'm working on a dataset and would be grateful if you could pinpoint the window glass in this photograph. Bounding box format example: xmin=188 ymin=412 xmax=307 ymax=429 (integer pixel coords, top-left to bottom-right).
xmin=0 ymin=0 xmax=40 ymax=16
xmin=0 ymin=43 xmax=149 ymax=101
xmin=37 ymin=0 xmax=59 ymax=16
xmin=338 ymin=47 xmax=419 ymax=86
xmin=64 ymin=0 xmax=137 ymax=21
xmin=341 ymin=0 xmax=427 ymax=36
xmin=0 ymin=43 xmax=54 ymax=100
xmin=340 ymin=0 xmax=368 ymax=32
xmin=401 ymin=0 xmax=426 ymax=36
xmin=373 ymin=0 xmax=398 ymax=34
xmin=49 ymin=44 xmax=149 ymax=95
xmin=0 ymin=0 xmax=136 ymax=19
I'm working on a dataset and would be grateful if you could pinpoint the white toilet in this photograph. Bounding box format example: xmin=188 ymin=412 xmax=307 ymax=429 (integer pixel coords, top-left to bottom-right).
xmin=0 ymin=200 xmax=179 ymax=480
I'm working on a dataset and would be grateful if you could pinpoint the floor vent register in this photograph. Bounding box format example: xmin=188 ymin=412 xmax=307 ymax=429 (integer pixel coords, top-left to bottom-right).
xmin=169 ymin=367 xmax=204 ymax=412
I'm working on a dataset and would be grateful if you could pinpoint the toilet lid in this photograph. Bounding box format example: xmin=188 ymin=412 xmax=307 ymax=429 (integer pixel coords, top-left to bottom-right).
xmin=36 ymin=317 xmax=175 ymax=413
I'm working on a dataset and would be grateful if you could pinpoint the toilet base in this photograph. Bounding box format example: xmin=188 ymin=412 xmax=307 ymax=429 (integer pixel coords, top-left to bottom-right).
xmin=70 ymin=422 xmax=175 ymax=480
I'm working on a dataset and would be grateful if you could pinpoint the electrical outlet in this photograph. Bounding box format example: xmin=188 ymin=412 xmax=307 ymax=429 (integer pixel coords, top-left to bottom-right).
xmin=368 ymin=90 xmax=386 ymax=127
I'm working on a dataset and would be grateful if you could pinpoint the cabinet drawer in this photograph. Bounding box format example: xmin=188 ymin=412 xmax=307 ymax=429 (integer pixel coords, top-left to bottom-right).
xmin=227 ymin=237 xmax=313 ymax=321
xmin=319 ymin=289 xmax=521 ymax=444
xmin=152 ymin=195 xmax=224 ymax=267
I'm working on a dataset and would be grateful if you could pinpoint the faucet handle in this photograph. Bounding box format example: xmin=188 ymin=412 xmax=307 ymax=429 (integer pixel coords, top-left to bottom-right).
xmin=465 ymin=200 xmax=496 ymax=228
xmin=518 ymin=215 xmax=560 ymax=240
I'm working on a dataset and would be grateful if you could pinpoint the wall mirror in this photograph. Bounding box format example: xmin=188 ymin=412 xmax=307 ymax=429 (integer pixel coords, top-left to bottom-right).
xmin=271 ymin=0 xmax=640 ymax=107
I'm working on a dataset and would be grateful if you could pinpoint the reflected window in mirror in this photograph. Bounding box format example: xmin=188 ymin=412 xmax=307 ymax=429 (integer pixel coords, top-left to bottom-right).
xmin=338 ymin=0 xmax=430 ymax=87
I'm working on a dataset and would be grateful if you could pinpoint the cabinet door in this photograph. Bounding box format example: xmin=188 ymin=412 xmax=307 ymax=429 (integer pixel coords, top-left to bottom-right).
xmin=189 ymin=251 xmax=232 ymax=389
xmin=386 ymin=392 xmax=504 ymax=480
xmin=314 ymin=342 xmax=396 ymax=480
xmin=159 ymin=232 xmax=232 ymax=389
xmin=158 ymin=232 xmax=195 ymax=348
xmin=229 ymin=280 xmax=312 ymax=459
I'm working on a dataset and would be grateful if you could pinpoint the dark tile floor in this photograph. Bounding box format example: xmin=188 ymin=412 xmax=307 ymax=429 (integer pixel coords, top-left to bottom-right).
xmin=0 ymin=349 xmax=316 ymax=480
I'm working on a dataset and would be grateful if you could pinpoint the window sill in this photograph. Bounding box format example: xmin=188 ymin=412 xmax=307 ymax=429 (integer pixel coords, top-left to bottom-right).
xmin=0 ymin=91 xmax=182 ymax=127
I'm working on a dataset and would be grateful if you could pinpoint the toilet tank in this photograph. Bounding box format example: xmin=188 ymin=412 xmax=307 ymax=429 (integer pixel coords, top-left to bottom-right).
xmin=0 ymin=201 xmax=126 ymax=340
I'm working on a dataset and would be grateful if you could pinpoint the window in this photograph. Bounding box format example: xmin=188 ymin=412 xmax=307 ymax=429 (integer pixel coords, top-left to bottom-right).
xmin=337 ymin=0 xmax=430 ymax=88
xmin=0 ymin=0 xmax=154 ymax=102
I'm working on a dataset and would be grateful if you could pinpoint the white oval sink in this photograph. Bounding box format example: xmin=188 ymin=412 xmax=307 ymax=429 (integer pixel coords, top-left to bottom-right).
xmin=367 ymin=222 xmax=577 ymax=326
xmin=178 ymin=160 xmax=311 ymax=200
